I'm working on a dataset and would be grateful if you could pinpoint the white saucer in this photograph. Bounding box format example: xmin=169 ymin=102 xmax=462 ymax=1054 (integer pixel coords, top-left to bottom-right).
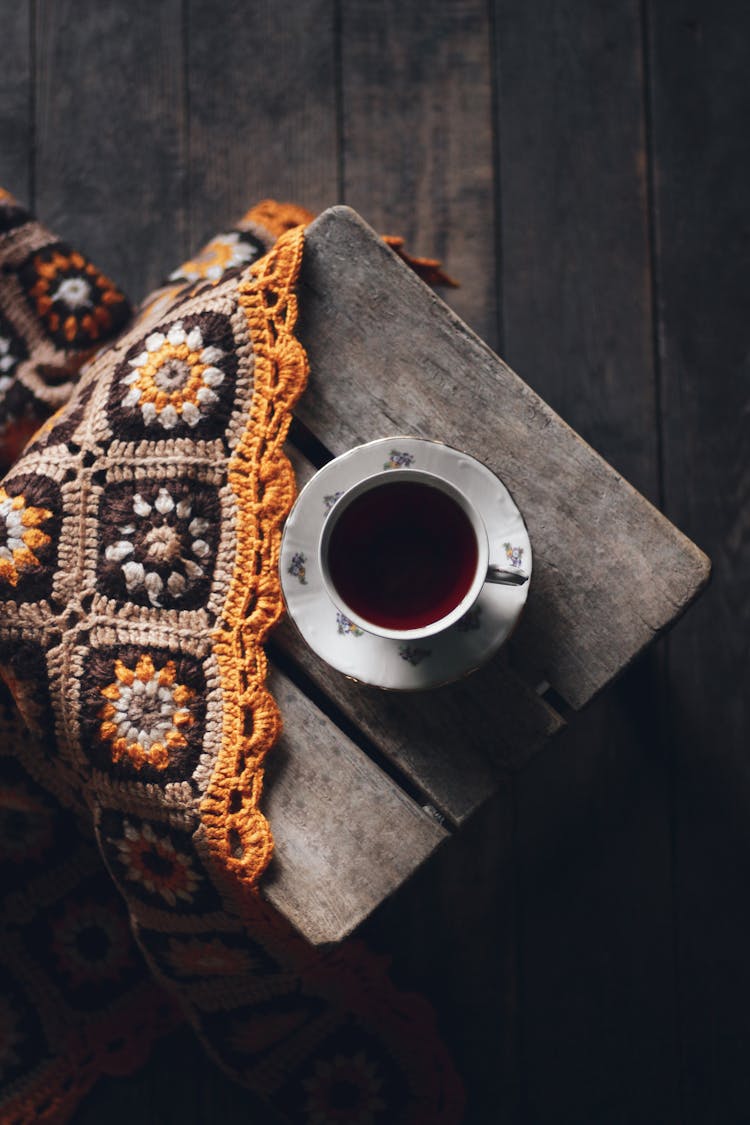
xmin=279 ymin=437 xmax=532 ymax=690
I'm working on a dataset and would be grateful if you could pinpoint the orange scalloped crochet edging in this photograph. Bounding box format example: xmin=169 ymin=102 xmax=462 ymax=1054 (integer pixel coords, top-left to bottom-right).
xmin=240 ymin=200 xmax=314 ymax=240
xmin=199 ymin=225 xmax=308 ymax=891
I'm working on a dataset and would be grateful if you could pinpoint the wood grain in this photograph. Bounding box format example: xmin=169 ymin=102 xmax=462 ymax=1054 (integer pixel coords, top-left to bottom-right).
xmin=34 ymin=0 xmax=187 ymax=298
xmin=275 ymin=615 xmax=562 ymax=824
xmin=0 ymin=2 xmax=31 ymax=202
xmin=296 ymin=205 xmax=710 ymax=710
xmin=363 ymin=778 xmax=521 ymax=1124
xmin=340 ymin=0 xmax=498 ymax=348
xmin=260 ymin=668 xmax=447 ymax=945
xmin=647 ymin=2 xmax=750 ymax=1120
xmin=278 ymin=446 xmax=563 ymax=826
xmin=186 ymin=0 xmax=339 ymax=245
xmin=493 ymin=3 xmax=682 ymax=1121
xmin=494 ymin=0 xmax=659 ymax=504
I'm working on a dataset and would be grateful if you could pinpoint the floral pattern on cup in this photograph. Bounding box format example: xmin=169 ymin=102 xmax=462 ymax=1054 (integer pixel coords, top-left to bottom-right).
xmin=383 ymin=450 xmax=415 ymax=470
xmin=503 ymin=542 xmax=524 ymax=569
xmin=398 ymin=644 xmax=431 ymax=665
xmin=323 ymin=491 xmax=343 ymax=514
xmin=336 ymin=611 xmax=363 ymax=637
xmin=288 ymin=551 xmax=308 ymax=585
xmin=456 ymin=605 xmax=482 ymax=632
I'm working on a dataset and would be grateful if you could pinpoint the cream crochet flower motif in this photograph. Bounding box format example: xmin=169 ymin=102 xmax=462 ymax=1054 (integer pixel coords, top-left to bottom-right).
xmin=119 ymin=321 xmax=226 ymax=429
xmin=0 ymin=335 xmax=19 ymax=395
xmin=169 ymin=231 xmax=261 ymax=282
xmin=0 ymin=487 xmax=52 ymax=587
xmin=98 ymin=653 xmax=195 ymax=771
xmin=104 ymin=486 xmax=210 ymax=607
xmin=114 ymin=819 xmax=201 ymax=905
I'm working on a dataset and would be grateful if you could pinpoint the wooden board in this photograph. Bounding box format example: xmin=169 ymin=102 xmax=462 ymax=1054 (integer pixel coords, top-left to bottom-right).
xmin=34 ymin=0 xmax=188 ymax=298
xmin=339 ymin=0 xmax=498 ymax=348
xmin=295 ymin=205 xmax=711 ymax=711
xmin=493 ymin=3 xmax=683 ymax=1121
xmin=186 ymin=0 xmax=339 ymax=238
xmin=278 ymin=446 xmax=563 ymax=826
xmin=0 ymin=2 xmax=31 ymax=204
xmin=647 ymin=2 xmax=750 ymax=1120
xmin=260 ymin=668 xmax=447 ymax=945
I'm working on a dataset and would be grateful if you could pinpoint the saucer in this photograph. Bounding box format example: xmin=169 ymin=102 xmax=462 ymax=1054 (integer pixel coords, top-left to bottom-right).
xmin=279 ymin=437 xmax=532 ymax=690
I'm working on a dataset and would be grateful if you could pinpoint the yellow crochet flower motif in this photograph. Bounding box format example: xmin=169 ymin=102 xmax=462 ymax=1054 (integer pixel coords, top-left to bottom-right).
xmin=170 ymin=231 xmax=261 ymax=283
xmin=98 ymin=653 xmax=195 ymax=771
xmin=0 ymin=487 xmax=52 ymax=586
xmin=120 ymin=321 xmax=227 ymax=429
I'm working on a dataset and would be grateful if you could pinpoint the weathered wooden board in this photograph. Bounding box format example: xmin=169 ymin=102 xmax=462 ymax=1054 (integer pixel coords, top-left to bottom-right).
xmin=0 ymin=3 xmax=31 ymax=203
xmin=339 ymin=0 xmax=498 ymax=348
xmin=186 ymin=0 xmax=338 ymax=239
xmin=278 ymin=445 xmax=563 ymax=826
xmin=648 ymin=2 xmax=750 ymax=1120
xmin=260 ymin=668 xmax=447 ymax=945
xmin=493 ymin=3 xmax=683 ymax=1121
xmin=295 ymin=206 xmax=710 ymax=711
xmin=34 ymin=0 xmax=188 ymax=298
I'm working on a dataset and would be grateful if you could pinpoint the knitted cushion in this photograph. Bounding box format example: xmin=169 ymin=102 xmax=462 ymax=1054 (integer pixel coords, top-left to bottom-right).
xmin=0 ymin=198 xmax=464 ymax=1124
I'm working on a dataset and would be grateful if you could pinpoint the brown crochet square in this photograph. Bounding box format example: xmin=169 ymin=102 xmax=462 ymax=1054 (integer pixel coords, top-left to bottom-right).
xmin=0 ymin=216 xmax=309 ymax=910
xmin=0 ymin=189 xmax=132 ymax=466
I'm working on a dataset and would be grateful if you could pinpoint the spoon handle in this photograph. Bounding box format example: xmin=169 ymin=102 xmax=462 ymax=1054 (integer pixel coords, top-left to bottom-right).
xmin=486 ymin=565 xmax=530 ymax=587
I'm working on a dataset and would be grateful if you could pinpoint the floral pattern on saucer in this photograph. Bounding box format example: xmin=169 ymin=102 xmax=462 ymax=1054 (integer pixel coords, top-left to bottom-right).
xmin=280 ymin=437 xmax=531 ymax=691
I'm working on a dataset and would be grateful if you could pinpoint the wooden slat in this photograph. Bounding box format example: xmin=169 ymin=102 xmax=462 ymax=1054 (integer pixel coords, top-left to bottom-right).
xmin=260 ymin=668 xmax=447 ymax=945
xmin=340 ymin=0 xmax=498 ymax=347
xmin=295 ymin=205 xmax=710 ymax=710
xmin=362 ymin=778 xmax=520 ymax=1123
xmin=186 ymin=0 xmax=338 ymax=242
xmin=34 ymin=0 xmax=187 ymax=298
xmin=0 ymin=3 xmax=31 ymax=201
xmin=647 ymin=2 xmax=750 ymax=1120
xmin=279 ymin=445 xmax=563 ymax=826
xmin=495 ymin=0 xmax=659 ymax=505
xmin=493 ymin=3 xmax=682 ymax=1122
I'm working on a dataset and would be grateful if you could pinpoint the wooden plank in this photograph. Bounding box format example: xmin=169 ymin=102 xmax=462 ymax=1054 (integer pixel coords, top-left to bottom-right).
xmin=34 ymin=0 xmax=187 ymax=299
xmin=646 ymin=2 xmax=750 ymax=1120
xmin=340 ymin=0 xmax=498 ymax=347
xmin=495 ymin=0 xmax=659 ymax=504
xmin=278 ymin=445 xmax=564 ymax=826
xmin=295 ymin=205 xmax=710 ymax=710
xmin=493 ymin=3 xmax=682 ymax=1122
xmin=363 ymin=777 xmax=522 ymax=1124
xmin=0 ymin=2 xmax=31 ymax=201
xmin=260 ymin=668 xmax=447 ymax=945
xmin=186 ymin=0 xmax=338 ymax=243
xmin=276 ymin=614 xmax=561 ymax=823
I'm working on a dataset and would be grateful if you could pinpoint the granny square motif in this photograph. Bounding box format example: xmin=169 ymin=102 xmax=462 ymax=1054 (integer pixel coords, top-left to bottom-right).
xmin=0 ymin=188 xmax=132 ymax=467
xmin=0 ymin=223 xmax=308 ymax=889
xmin=0 ymin=198 xmax=465 ymax=1125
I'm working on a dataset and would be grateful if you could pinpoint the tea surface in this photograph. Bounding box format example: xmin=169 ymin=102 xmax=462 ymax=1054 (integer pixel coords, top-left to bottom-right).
xmin=328 ymin=481 xmax=478 ymax=630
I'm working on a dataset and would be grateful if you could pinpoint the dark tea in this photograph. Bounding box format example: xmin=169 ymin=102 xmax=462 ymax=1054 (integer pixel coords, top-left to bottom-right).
xmin=327 ymin=480 xmax=478 ymax=631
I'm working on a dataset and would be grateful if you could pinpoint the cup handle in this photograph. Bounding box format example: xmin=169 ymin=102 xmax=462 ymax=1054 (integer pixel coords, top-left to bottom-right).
xmin=486 ymin=564 xmax=529 ymax=587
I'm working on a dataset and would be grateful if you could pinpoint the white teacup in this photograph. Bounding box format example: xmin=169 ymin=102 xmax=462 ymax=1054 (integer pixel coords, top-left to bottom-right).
xmin=318 ymin=467 xmax=528 ymax=642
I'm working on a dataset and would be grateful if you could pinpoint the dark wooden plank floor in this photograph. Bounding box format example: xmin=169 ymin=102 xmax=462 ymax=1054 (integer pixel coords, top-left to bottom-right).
xmin=1 ymin=1 xmax=747 ymax=1121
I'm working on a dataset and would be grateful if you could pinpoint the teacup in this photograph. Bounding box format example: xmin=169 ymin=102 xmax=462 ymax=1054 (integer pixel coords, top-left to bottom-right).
xmin=318 ymin=467 xmax=528 ymax=642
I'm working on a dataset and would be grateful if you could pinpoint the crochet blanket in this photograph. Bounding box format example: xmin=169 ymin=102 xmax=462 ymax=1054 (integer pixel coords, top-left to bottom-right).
xmin=0 ymin=191 xmax=464 ymax=1125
